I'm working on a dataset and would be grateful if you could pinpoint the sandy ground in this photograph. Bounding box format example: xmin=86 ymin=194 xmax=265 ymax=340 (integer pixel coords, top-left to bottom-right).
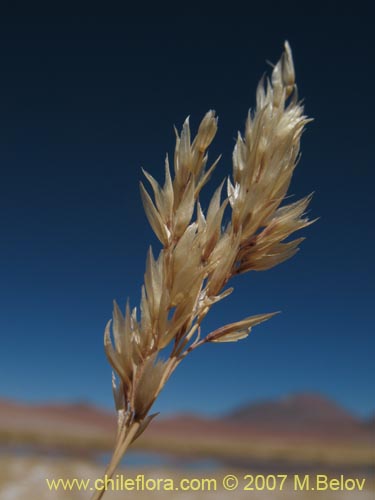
xmin=0 ymin=454 xmax=374 ymax=500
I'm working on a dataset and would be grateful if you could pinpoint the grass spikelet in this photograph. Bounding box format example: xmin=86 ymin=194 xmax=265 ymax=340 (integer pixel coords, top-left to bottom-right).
xmin=92 ymin=41 xmax=315 ymax=499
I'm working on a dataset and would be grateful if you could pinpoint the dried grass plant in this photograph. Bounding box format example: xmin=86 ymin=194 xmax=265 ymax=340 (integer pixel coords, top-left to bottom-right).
xmin=92 ymin=41 xmax=315 ymax=499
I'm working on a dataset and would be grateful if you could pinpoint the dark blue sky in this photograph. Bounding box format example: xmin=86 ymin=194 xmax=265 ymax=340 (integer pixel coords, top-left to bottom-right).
xmin=0 ymin=7 xmax=373 ymax=418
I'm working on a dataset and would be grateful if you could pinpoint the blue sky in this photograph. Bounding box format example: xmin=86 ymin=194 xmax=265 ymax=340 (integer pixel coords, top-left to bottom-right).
xmin=0 ymin=7 xmax=373 ymax=419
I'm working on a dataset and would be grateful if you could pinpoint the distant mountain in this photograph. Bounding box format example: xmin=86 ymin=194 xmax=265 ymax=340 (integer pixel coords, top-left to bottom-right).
xmin=0 ymin=393 xmax=373 ymax=471
xmin=0 ymin=398 xmax=115 ymax=445
xmin=226 ymin=393 xmax=361 ymax=432
xmin=364 ymin=414 xmax=375 ymax=430
xmin=0 ymin=393 xmax=372 ymax=450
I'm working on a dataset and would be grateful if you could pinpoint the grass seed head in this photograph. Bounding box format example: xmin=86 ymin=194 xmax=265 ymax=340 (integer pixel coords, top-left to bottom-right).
xmin=104 ymin=41 xmax=314 ymax=428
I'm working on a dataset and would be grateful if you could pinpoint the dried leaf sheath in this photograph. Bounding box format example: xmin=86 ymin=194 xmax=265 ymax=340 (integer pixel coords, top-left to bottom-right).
xmin=94 ymin=41 xmax=315 ymax=500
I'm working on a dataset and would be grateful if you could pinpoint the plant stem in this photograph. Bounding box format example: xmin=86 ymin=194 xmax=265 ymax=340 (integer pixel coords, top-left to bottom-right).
xmin=91 ymin=421 xmax=140 ymax=500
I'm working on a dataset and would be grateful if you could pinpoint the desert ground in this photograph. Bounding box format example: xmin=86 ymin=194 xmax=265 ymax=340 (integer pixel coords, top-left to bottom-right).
xmin=1 ymin=454 xmax=374 ymax=500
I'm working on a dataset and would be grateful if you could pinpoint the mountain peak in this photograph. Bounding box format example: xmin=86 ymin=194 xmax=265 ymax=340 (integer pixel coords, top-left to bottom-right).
xmin=227 ymin=392 xmax=359 ymax=429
